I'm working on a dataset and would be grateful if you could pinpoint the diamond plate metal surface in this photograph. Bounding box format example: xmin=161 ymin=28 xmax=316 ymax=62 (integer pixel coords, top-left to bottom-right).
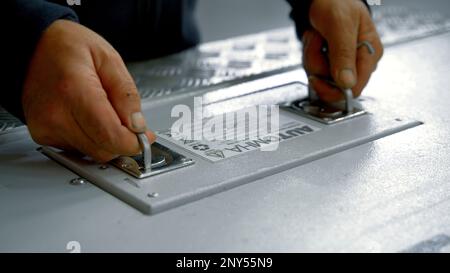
xmin=0 ymin=108 xmax=22 ymax=133
xmin=1 ymin=6 xmax=450 ymax=134
xmin=128 ymin=6 xmax=450 ymax=102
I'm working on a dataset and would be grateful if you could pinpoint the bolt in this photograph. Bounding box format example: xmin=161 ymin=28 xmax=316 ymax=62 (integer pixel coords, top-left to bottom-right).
xmin=70 ymin=178 xmax=87 ymax=186
xmin=99 ymin=165 xmax=109 ymax=170
xmin=147 ymin=192 xmax=159 ymax=198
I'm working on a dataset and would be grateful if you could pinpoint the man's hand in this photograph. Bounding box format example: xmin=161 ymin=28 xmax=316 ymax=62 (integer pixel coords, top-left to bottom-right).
xmin=302 ymin=0 xmax=383 ymax=101
xmin=22 ymin=20 xmax=156 ymax=162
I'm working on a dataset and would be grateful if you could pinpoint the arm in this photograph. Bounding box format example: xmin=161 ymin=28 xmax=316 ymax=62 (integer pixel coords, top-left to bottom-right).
xmin=2 ymin=0 xmax=79 ymax=121
xmin=4 ymin=1 xmax=155 ymax=162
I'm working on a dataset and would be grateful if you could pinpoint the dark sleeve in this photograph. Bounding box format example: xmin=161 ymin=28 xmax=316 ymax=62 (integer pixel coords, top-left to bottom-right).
xmin=2 ymin=0 xmax=79 ymax=122
xmin=286 ymin=0 xmax=371 ymax=40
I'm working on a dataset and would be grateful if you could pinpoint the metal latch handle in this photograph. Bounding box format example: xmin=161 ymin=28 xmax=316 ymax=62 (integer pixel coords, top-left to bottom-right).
xmin=342 ymin=88 xmax=354 ymax=114
xmin=137 ymin=133 xmax=152 ymax=172
xmin=308 ymin=83 xmax=354 ymax=114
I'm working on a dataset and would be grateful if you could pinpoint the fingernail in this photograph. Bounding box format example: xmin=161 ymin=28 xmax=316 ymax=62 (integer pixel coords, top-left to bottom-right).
xmin=131 ymin=112 xmax=147 ymax=132
xmin=339 ymin=69 xmax=356 ymax=88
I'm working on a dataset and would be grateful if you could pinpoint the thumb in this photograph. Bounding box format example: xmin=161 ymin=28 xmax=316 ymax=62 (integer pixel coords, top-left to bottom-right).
xmin=327 ymin=26 xmax=358 ymax=89
xmin=310 ymin=0 xmax=359 ymax=90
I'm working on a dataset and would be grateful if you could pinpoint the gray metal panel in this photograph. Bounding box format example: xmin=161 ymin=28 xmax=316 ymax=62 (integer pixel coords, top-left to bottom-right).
xmin=37 ymin=80 xmax=421 ymax=214
xmin=1 ymin=6 xmax=450 ymax=253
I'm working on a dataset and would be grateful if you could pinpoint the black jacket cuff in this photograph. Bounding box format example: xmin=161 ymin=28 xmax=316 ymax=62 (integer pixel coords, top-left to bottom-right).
xmin=287 ymin=0 xmax=372 ymax=40
xmin=2 ymin=0 xmax=79 ymax=122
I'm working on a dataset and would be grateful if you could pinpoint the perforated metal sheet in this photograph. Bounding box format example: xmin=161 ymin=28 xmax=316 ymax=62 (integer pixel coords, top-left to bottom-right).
xmin=0 ymin=108 xmax=22 ymax=133
xmin=374 ymin=6 xmax=450 ymax=46
xmin=128 ymin=6 xmax=450 ymax=101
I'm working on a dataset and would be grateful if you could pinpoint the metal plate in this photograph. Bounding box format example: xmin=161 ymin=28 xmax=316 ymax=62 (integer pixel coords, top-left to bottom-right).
xmin=110 ymin=142 xmax=195 ymax=179
xmin=0 ymin=4 xmax=436 ymax=215
xmin=37 ymin=79 xmax=422 ymax=214
xmin=288 ymin=99 xmax=367 ymax=125
xmin=1 ymin=3 xmax=449 ymax=252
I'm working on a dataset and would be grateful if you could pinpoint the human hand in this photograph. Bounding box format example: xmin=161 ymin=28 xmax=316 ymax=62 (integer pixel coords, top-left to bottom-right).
xmin=22 ymin=20 xmax=155 ymax=162
xmin=302 ymin=0 xmax=383 ymax=101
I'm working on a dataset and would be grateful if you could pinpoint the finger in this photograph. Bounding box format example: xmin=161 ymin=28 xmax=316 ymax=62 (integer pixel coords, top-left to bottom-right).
xmin=71 ymin=76 xmax=145 ymax=156
xmin=62 ymin=117 xmax=118 ymax=162
xmin=302 ymin=29 xmax=331 ymax=78
xmin=318 ymin=14 xmax=359 ymax=89
xmin=96 ymin=51 xmax=149 ymax=134
xmin=309 ymin=75 xmax=344 ymax=102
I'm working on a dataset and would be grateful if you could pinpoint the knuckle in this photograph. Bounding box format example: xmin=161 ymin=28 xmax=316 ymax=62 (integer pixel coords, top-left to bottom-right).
xmin=94 ymin=127 xmax=118 ymax=148
xmin=326 ymin=8 xmax=355 ymax=30
xmin=328 ymin=8 xmax=345 ymax=22
xmin=109 ymin=48 xmax=123 ymax=61
xmin=105 ymin=50 xmax=129 ymax=71
xmin=100 ymin=47 xmax=122 ymax=63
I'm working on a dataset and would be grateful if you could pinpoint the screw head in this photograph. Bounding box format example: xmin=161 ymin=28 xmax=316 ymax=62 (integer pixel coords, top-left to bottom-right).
xmin=99 ymin=165 xmax=109 ymax=170
xmin=147 ymin=192 xmax=159 ymax=198
xmin=70 ymin=178 xmax=87 ymax=186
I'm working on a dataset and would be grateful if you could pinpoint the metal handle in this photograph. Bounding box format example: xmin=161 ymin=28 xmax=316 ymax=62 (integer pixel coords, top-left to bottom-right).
xmin=308 ymin=84 xmax=354 ymax=114
xmin=137 ymin=133 xmax=152 ymax=172
xmin=342 ymin=88 xmax=354 ymax=114
xmin=318 ymin=41 xmax=372 ymax=114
